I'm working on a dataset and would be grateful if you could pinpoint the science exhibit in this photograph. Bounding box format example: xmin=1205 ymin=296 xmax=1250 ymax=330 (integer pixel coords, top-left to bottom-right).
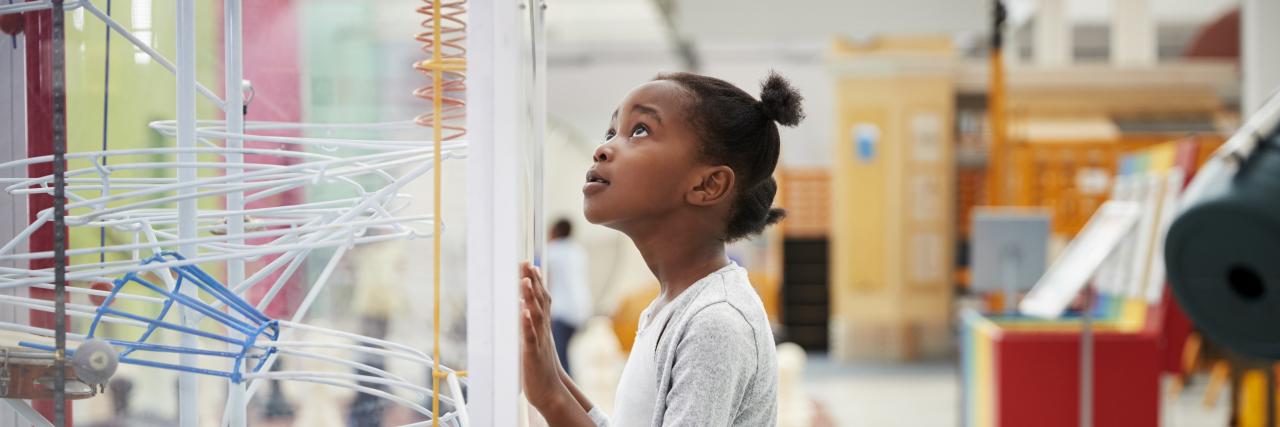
xmin=0 ymin=0 xmax=537 ymax=425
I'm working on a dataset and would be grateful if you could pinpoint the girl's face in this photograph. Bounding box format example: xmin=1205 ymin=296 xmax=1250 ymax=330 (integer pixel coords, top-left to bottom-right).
xmin=583 ymin=81 xmax=705 ymax=229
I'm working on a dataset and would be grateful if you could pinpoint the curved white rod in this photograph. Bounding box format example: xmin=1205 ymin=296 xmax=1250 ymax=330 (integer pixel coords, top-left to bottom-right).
xmin=0 ymin=295 xmax=150 ymax=328
xmin=240 ymin=371 xmax=448 ymax=406
xmin=266 ymin=342 xmax=434 ymax=369
xmin=0 ymin=323 xmax=87 ymax=342
xmin=0 ymin=230 xmax=422 ymax=289
xmin=251 ymin=376 xmax=452 ymax=422
xmin=0 ymin=215 xmax=432 ymax=262
xmin=28 ymin=283 xmax=167 ymax=304
xmin=273 ymin=348 xmax=425 ymax=401
xmin=0 ymin=146 xmax=405 ymax=174
xmin=1 ymin=145 xmax=438 ymax=190
xmin=17 ymin=149 xmax=437 ymax=215
xmin=447 ymin=372 xmax=470 ymax=427
xmin=153 ymin=119 xmax=425 ymax=132
xmin=276 ymin=321 xmax=454 ymax=375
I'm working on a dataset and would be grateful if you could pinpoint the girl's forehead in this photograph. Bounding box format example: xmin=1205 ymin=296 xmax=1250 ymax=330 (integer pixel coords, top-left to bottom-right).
xmin=615 ymin=81 xmax=691 ymax=117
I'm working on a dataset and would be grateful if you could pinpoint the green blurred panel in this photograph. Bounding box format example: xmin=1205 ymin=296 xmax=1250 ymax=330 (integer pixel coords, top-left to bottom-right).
xmin=62 ymin=0 xmax=222 ymax=337
xmin=302 ymin=1 xmax=384 ymax=203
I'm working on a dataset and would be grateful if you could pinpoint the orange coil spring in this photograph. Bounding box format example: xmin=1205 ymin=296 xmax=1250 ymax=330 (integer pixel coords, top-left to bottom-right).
xmin=413 ymin=0 xmax=467 ymax=139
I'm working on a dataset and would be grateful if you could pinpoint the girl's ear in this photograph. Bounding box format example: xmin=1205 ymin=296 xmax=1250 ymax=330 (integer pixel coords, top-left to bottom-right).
xmin=687 ymin=165 xmax=735 ymax=207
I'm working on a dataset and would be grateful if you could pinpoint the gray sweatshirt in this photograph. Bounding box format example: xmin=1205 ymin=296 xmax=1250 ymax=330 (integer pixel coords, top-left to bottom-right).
xmin=589 ymin=262 xmax=778 ymax=427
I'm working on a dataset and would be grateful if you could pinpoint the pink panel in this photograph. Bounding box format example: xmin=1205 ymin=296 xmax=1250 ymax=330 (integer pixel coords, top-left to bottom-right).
xmin=218 ymin=0 xmax=304 ymax=320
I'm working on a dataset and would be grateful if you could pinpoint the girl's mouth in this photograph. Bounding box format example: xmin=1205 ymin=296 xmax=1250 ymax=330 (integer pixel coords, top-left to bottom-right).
xmin=584 ymin=169 xmax=610 ymax=194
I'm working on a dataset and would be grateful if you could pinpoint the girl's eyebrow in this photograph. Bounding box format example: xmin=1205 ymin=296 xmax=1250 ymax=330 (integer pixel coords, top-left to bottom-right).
xmin=630 ymin=104 xmax=663 ymax=125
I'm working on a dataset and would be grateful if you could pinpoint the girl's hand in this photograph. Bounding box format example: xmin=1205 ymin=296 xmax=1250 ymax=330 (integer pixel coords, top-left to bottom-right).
xmin=520 ymin=262 xmax=567 ymax=410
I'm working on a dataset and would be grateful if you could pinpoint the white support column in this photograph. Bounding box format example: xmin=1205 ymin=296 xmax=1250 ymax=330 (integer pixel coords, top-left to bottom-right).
xmin=467 ymin=0 xmax=522 ymax=426
xmin=222 ymin=0 xmax=247 ymax=424
xmin=1243 ymin=0 xmax=1280 ymax=115
xmin=1111 ymin=0 xmax=1156 ymax=67
xmin=3 ymin=400 xmax=53 ymax=427
xmin=176 ymin=0 xmax=201 ymax=424
xmin=0 ymin=26 xmax=32 ymax=427
xmin=1034 ymin=0 xmax=1071 ymax=66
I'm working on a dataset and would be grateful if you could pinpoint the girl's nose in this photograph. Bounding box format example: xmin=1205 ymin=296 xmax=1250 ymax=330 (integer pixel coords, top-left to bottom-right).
xmin=593 ymin=140 xmax=614 ymax=163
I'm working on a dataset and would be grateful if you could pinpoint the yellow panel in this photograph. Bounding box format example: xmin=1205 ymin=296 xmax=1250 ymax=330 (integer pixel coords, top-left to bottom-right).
xmin=832 ymin=102 xmax=889 ymax=297
xmin=828 ymin=36 xmax=957 ymax=361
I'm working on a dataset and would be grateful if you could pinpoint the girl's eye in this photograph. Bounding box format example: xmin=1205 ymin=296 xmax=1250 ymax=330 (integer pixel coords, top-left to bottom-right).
xmin=632 ymin=126 xmax=649 ymax=138
xmin=604 ymin=130 xmax=616 ymax=141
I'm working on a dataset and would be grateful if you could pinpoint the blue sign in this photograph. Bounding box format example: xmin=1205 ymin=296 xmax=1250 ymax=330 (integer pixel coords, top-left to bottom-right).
xmin=853 ymin=123 xmax=879 ymax=164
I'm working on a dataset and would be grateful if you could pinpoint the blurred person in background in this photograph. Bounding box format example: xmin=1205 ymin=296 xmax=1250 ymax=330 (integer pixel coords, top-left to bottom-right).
xmin=547 ymin=218 xmax=594 ymax=376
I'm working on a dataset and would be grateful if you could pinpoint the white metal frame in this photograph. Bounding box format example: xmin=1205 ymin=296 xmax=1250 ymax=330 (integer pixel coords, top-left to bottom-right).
xmin=466 ymin=0 xmax=523 ymax=425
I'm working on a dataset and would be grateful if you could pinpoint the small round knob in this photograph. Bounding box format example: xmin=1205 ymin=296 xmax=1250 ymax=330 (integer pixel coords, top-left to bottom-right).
xmin=72 ymin=339 xmax=119 ymax=385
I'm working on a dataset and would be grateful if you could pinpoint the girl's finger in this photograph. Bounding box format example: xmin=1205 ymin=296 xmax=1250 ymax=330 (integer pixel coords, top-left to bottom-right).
xmin=522 ymin=309 xmax=536 ymax=343
xmin=521 ymin=261 xmax=535 ymax=281
xmin=522 ymin=278 xmax=539 ymax=310
xmin=528 ymin=293 xmax=546 ymax=326
xmin=532 ymin=266 xmax=551 ymax=308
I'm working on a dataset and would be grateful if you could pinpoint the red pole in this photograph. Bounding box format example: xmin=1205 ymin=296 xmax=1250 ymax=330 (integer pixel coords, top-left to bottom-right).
xmin=24 ymin=3 xmax=72 ymax=425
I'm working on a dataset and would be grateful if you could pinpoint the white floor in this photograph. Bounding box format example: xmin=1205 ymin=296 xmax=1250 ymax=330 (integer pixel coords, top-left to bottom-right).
xmin=801 ymin=356 xmax=958 ymax=427
xmin=800 ymin=354 xmax=1232 ymax=427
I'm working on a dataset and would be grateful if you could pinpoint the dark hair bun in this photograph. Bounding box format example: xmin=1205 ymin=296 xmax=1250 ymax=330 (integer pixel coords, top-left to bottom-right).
xmin=758 ymin=71 xmax=805 ymax=127
xmin=764 ymin=207 xmax=787 ymax=226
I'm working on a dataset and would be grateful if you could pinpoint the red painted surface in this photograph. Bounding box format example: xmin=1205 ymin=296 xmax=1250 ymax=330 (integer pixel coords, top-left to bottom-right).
xmin=1183 ymin=8 xmax=1239 ymax=59
xmin=1158 ymin=289 xmax=1194 ymax=374
xmin=218 ymin=0 xmax=305 ymax=320
xmin=24 ymin=3 xmax=72 ymax=423
xmin=995 ymin=330 xmax=1161 ymax=427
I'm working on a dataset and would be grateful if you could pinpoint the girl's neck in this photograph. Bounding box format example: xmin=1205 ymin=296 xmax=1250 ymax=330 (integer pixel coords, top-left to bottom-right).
xmin=626 ymin=221 xmax=729 ymax=308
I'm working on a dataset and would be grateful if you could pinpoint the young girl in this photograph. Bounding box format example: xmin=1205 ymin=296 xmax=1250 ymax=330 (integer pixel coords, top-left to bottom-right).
xmin=520 ymin=71 xmax=804 ymax=426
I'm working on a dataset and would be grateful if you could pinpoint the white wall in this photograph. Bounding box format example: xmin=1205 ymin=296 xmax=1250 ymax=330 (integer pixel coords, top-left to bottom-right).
xmin=675 ymin=0 xmax=987 ymax=39
xmin=1068 ymin=0 xmax=1238 ymax=24
xmin=1242 ymin=0 xmax=1280 ymax=115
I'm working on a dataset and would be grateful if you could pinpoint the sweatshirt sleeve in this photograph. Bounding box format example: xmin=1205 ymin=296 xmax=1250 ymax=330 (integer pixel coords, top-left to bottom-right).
xmin=660 ymin=303 xmax=758 ymax=426
xmin=588 ymin=406 xmax=611 ymax=427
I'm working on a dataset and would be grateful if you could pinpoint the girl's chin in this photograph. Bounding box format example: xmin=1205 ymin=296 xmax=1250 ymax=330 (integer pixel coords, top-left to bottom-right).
xmin=582 ymin=203 xmax=620 ymax=227
xmin=582 ymin=206 xmax=607 ymax=225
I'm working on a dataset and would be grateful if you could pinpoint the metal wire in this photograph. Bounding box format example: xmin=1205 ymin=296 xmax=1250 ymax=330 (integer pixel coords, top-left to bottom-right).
xmin=50 ymin=0 xmax=69 ymax=423
xmin=99 ymin=0 xmax=110 ymax=266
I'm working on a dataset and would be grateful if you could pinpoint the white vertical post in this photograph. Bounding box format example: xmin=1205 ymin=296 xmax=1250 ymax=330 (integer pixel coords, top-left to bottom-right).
xmin=0 ymin=36 xmax=31 ymax=427
xmin=1242 ymin=0 xmax=1280 ymax=116
xmin=223 ymin=0 xmax=247 ymax=424
xmin=176 ymin=0 xmax=201 ymax=424
xmin=1034 ymin=0 xmax=1071 ymax=66
xmin=1111 ymin=0 xmax=1155 ymax=67
xmin=467 ymin=0 xmax=522 ymax=426
xmin=532 ymin=0 xmax=547 ymax=268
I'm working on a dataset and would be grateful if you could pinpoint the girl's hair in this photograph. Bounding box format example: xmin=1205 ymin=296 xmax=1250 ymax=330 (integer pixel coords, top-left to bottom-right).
xmin=654 ymin=70 xmax=804 ymax=242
